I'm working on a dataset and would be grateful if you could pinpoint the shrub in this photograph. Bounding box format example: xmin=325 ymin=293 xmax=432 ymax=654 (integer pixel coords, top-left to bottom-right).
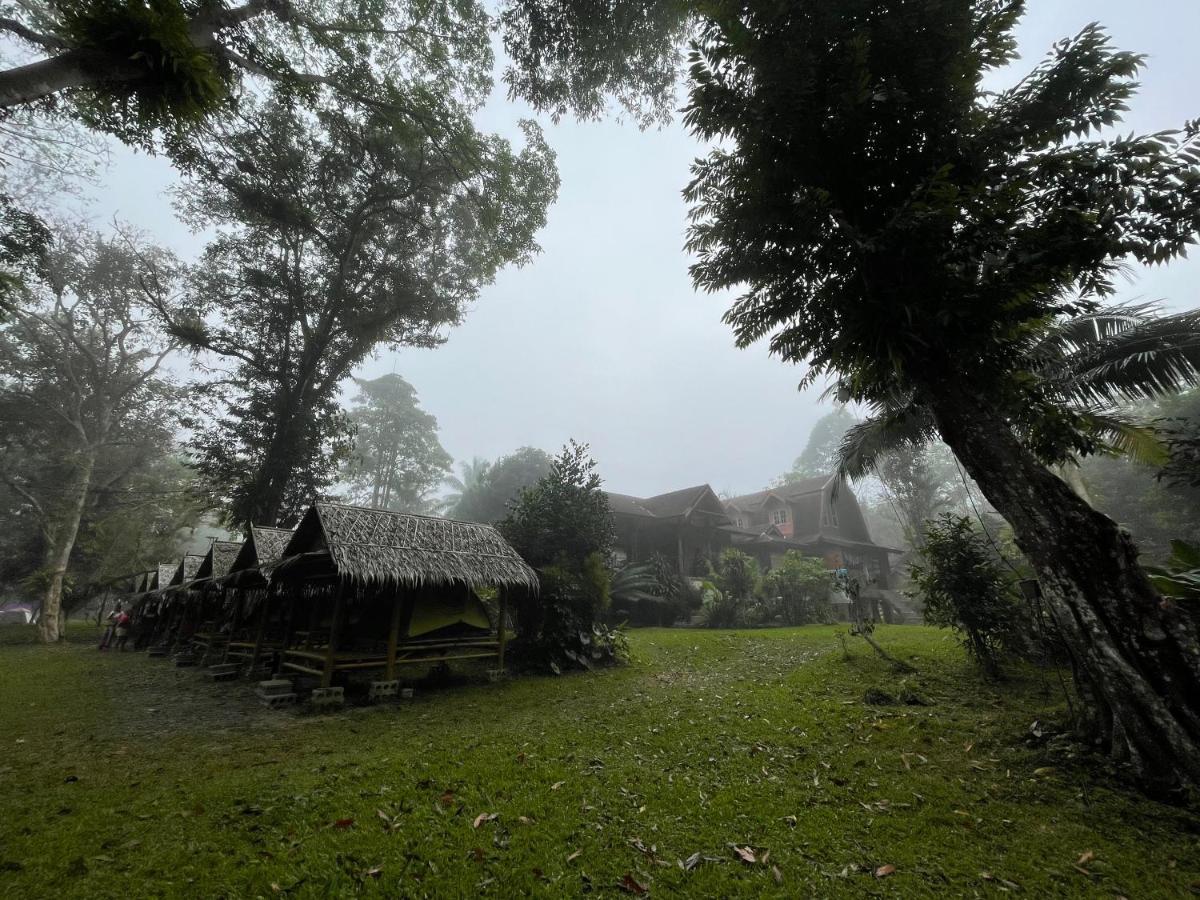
xmin=499 ymin=442 xmax=624 ymax=672
xmin=699 ymin=549 xmax=762 ymax=627
xmin=908 ymin=514 xmax=1025 ymax=676
xmin=763 ymin=551 xmax=832 ymax=625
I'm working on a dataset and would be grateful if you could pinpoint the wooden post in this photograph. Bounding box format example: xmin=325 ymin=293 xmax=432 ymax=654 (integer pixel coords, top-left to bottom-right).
xmin=385 ymin=591 xmax=403 ymax=681
xmin=303 ymin=594 xmax=321 ymax=648
xmin=321 ymin=581 xmax=347 ymax=688
xmin=497 ymin=587 xmax=509 ymax=670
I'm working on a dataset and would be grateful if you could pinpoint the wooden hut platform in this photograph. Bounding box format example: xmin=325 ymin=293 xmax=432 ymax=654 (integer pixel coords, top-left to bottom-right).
xmin=270 ymin=503 xmax=538 ymax=689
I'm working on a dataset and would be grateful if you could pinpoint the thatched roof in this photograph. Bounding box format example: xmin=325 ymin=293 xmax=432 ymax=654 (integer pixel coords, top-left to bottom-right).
xmin=277 ymin=502 xmax=538 ymax=593
xmin=163 ymin=554 xmax=205 ymax=593
xmin=193 ymin=540 xmax=243 ymax=582
xmin=222 ymin=525 xmax=293 ymax=584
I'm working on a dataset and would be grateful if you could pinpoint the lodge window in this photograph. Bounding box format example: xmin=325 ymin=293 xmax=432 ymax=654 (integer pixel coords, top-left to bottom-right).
xmin=769 ymin=508 xmax=789 ymax=526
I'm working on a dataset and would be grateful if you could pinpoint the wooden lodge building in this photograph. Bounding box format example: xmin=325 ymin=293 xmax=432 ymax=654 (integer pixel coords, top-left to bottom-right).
xmin=608 ymin=476 xmax=900 ymax=588
xmin=723 ymin=476 xmax=901 ymax=588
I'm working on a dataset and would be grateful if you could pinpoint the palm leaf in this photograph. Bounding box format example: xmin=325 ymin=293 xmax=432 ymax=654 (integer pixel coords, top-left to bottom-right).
xmin=836 ymin=403 xmax=938 ymax=481
xmin=1040 ymin=309 xmax=1200 ymax=406
xmin=1075 ymin=410 xmax=1170 ymax=467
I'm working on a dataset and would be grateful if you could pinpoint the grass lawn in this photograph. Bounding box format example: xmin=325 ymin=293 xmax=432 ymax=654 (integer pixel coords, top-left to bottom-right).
xmin=0 ymin=624 xmax=1197 ymax=898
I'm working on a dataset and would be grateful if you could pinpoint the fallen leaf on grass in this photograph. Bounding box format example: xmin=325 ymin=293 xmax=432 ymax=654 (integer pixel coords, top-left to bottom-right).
xmin=681 ymin=852 xmax=702 ymax=871
xmin=734 ymin=846 xmax=757 ymax=864
xmin=618 ymin=873 xmax=648 ymax=894
xmin=772 ymin=865 xmax=783 ymax=885
xmin=551 ymin=781 xmax=565 ymax=791
xmin=875 ymin=864 xmax=896 ymax=878
xmin=438 ymin=790 xmax=455 ymax=807
xmin=1076 ymin=850 xmax=1094 ymax=866
xmin=473 ymin=812 xmax=499 ymax=828
xmin=566 ymin=849 xmax=582 ymax=863
xmin=332 ymin=818 xmax=354 ymax=829
xmin=1033 ymin=767 xmax=1057 ymax=777
xmin=517 ymin=815 xmax=536 ymax=825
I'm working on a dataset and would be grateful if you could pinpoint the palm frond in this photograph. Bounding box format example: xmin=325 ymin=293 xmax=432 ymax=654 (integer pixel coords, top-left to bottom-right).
xmin=836 ymin=404 xmax=938 ymax=481
xmin=1028 ymin=301 xmax=1162 ymax=363
xmin=1040 ymin=309 xmax=1200 ymax=406
xmin=1075 ymin=410 xmax=1170 ymax=467
xmin=610 ymin=561 xmax=662 ymax=607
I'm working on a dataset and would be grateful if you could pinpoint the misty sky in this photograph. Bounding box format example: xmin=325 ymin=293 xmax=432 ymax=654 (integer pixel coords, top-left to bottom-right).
xmin=81 ymin=1 xmax=1200 ymax=500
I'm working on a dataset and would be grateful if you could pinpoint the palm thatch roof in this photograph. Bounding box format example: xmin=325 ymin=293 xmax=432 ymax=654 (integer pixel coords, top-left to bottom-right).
xmin=163 ymin=554 xmax=205 ymax=594
xmin=276 ymin=502 xmax=539 ymax=594
xmin=192 ymin=540 xmax=243 ymax=583
xmin=221 ymin=525 xmax=294 ymax=588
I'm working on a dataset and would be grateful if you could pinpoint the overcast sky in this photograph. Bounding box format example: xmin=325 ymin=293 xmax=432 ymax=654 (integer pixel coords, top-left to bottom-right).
xmin=82 ymin=1 xmax=1200 ymax=500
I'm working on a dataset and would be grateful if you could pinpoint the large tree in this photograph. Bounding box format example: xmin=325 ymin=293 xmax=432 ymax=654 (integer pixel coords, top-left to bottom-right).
xmin=0 ymin=228 xmax=179 ymax=641
xmin=340 ymin=373 xmax=451 ymax=513
xmin=0 ymin=1 xmax=688 ymax=144
xmin=684 ymin=1 xmax=1200 ymax=790
xmin=146 ymin=92 xmax=556 ymax=527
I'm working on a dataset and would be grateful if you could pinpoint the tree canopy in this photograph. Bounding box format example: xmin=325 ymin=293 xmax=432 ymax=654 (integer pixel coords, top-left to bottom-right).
xmin=340 ymin=373 xmax=451 ymax=513
xmin=683 ymin=0 xmax=1200 ymax=790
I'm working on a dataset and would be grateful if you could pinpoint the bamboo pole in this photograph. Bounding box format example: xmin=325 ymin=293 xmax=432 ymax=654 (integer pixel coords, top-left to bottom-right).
xmin=321 ymin=581 xmax=347 ymax=688
xmin=273 ymin=590 xmax=296 ymax=678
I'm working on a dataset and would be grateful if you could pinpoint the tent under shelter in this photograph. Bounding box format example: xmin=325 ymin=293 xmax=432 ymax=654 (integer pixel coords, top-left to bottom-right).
xmin=269 ymin=503 xmax=538 ymax=688
xmin=219 ymin=525 xmax=294 ymax=670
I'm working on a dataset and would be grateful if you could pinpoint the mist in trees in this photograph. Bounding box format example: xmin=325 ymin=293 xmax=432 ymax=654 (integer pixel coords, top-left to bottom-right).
xmin=0 ymin=229 xmax=182 ymax=640
xmin=446 ymin=447 xmax=554 ymax=524
xmin=340 ymin=374 xmax=451 ymax=514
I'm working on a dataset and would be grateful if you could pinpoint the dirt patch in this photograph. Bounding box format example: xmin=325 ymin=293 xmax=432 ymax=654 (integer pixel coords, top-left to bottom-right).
xmin=103 ymin=654 xmax=302 ymax=739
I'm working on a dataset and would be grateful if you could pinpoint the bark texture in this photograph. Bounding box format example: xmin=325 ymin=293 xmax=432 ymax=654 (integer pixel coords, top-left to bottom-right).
xmin=930 ymin=386 xmax=1200 ymax=792
xmin=38 ymin=453 xmax=96 ymax=643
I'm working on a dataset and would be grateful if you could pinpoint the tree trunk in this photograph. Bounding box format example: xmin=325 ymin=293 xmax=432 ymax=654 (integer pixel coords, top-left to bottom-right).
xmin=929 ymin=385 xmax=1200 ymax=792
xmin=38 ymin=452 xmax=96 ymax=643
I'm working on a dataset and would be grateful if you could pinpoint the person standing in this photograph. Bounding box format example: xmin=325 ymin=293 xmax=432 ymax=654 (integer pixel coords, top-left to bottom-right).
xmin=98 ymin=602 xmax=122 ymax=651
xmin=113 ymin=609 xmax=132 ymax=652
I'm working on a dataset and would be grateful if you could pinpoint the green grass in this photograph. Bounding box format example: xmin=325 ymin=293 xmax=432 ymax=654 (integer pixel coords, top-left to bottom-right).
xmin=0 ymin=626 xmax=1196 ymax=898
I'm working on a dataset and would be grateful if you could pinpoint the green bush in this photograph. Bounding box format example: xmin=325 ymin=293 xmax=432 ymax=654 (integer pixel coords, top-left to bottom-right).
xmin=499 ymin=442 xmax=624 ymax=672
xmin=762 ymin=551 xmax=833 ymax=625
xmin=908 ymin=514 xmax=1025 ymax=676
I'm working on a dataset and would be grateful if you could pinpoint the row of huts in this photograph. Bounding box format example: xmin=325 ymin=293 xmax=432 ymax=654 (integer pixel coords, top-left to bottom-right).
xmin=120 ymin=502 xmax=538 ymax=700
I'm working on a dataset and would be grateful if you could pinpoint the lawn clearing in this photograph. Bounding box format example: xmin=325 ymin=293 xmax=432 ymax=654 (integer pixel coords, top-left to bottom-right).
xmin=0 ymin=625 xmax=1196 ymax=898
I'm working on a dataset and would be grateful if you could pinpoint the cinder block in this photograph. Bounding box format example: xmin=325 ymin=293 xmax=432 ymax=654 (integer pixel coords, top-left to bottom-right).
xmin=400 ymin=687 xmax=414 ymax=700
xmin=147 ymin=647 xmax=167 ymax=657
xmin=310 ymin=687 xmax=344 ymax=709
xmin=204 ymin=664 xmax=240 ymax=682
xmin=255 ymin=678 xmax=294 ymax=698
xmin=259 ymin=692 xmax=297 ymax=709
xmin=368 ymin=680 xmax=399 ymax=701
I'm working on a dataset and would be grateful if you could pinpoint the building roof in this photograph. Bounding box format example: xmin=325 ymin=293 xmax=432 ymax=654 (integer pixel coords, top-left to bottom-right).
xmin=723 ymin=475 xmax=833 ymax=512
xmin=276 ymin=502 xmax=539 ymax=593
xmin=192 ymin=540 xmax=243 ymax=582
xmin=606 ymin=485 xmax=730 ymax=524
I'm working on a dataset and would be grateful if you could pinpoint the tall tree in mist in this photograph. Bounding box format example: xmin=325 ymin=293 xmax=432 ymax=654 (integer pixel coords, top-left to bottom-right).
xmin=448 ymin=447 xmax=553 ymax=523
xmin=147 ymin=92 xmax=557 ymax=527
xmin=341 ymin=374 xmax=451 ymax=513
xmin=0 ymin=230 xmax=178 ymax=641
xmin=684 ymin=1 xmax=1200 ymax=789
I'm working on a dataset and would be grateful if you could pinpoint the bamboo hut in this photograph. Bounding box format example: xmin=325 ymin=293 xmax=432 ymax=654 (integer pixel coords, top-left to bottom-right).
xmin=269 ymin=503 xmax=538 ymax=689
xmin=154 ymin=554 xmax=205 ymax=651
xmin=135 ymin=562 xmax=182 ymax=652
xmin=185 ymin=540 xmax=244 ymax=663
xmin=219 ymin=525 xmax=294 ymax=670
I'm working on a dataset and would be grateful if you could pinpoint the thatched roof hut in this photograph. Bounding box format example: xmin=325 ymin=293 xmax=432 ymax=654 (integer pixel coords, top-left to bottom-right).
xmin=275 ymin=502 xmax=539 ymax=593
xmin=269 ymin=503 xmax=538 ymax=686
xmin=223 ymin=525 xmax=293 ymax=589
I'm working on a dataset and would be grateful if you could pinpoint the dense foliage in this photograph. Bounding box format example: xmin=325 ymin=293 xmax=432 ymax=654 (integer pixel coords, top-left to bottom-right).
xmin=499 ymin=441 xmax=621 ymax=672
xmin=682 ymin=0 xmax=1200 ymax=788
xmin=149 ymin=92 xmax=557 ymax=527
xmin=763 ymin=552 xmax=834 ymax=626
xmin=909 ymin=514 xmax=1026 ymax=677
